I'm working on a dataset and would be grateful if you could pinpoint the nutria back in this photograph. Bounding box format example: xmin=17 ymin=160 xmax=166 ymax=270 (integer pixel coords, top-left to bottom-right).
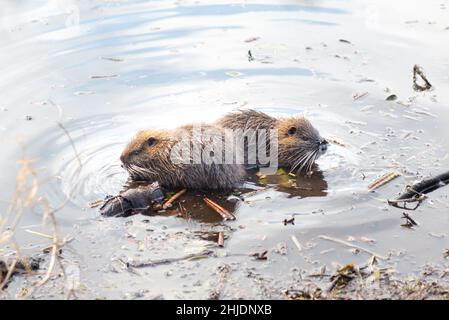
xmin=120 ymin=124 xmax=246 ymax=190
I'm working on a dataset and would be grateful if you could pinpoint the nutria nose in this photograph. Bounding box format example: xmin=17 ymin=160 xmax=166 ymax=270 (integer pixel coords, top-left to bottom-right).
xmin=319 ymin=139 xmax=328 ymax=153
xmin=120 ymin=153 xmax=126 ymax=163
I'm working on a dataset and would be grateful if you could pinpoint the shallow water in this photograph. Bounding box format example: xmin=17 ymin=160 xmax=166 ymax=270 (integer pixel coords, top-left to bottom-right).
xmin=1 ymin=0 xmax=449 ymax=299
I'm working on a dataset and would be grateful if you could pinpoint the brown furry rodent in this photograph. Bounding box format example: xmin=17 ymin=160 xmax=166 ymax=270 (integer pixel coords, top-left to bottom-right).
xmin=120 ymin=124 xmax=246 ymax=189
xmin=217 ymin=109 xmax=328 ymax=172
xmin=120 ymin=110 xmax=327 ymax=189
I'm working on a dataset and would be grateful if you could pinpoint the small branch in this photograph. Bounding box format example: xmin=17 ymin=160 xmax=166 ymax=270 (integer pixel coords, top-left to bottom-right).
xmin=203 ymin=197 xmax=236 ymax=221
xmin=319 ymin=235 xmax=387 ymax=260
xmin=162 ymin=189 xmax=187 ymax=209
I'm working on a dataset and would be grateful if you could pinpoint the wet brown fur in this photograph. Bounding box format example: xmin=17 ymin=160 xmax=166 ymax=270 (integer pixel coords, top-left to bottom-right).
xmin=121 ymin=110 xmax=325 ymax=189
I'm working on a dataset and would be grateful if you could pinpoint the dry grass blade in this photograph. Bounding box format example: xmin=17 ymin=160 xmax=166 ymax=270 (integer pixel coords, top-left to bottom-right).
xmin=319 ymin=235 xmax=388 ymax=260
xmin=1 ymin=100 xmax=83 ymax=298
xmin=291 ymin=235 xmax=302 ymax=252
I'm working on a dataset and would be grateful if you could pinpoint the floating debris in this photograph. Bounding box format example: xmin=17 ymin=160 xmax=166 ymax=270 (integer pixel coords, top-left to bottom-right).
xmin=74 ymin=91 xmax=95 ymax=96
xmin=353 ymin=92 xmax=369 ymax=100
xmin=368 ymin=171 xmax=401 ymax=192
xmin=291 ymin=235 xmax=302 ymax=252
xmin=126 ymin=250 xmax=213 ymax=268
xmin=328 ymin=264 xmax=360 ymax=292
xmin=319 ymin=235 xmax=387 ymax=260
xmin=327 ymin=136 xmax=347 ymax=147
xmin=245 ymin=37 xmax=260 ymax=43
xmin=413 ymin=64 xmax=432 ymax=92
xmin=162 ymin=188 xmax=187 ymax=209
xmin=203 ymin=197 xmax=236 ymax=221
xmin=389 ymin=170 xmax=449 ymax=210
xmin=251 ymin=250 xmax=268 ymax=260
xmin=89 ymin=75 xmax=118 ymax=79
xmin=283 ymin=217 xmax=295 ymax=226
xmin=217 ymin=231 xmax=224 ymax=247
xmin=401 ymin=212 xmax=418 ymax=229
xmin=339 ymin=39 xmax=351 ymax=44
xmin=444 ymin=249 xmax=449 ymax=259
xmin=225 ymin=71 xmax=243 ymax=77
xmin=385 ymin=94 xmax=398 ymax=101
xmin=248 ymin=50 xmax=254 ymax=62
xmin=101 ymin=56 xmax=124 ymax=62
xmin=88 ymin=199 xmax=104 ymax=208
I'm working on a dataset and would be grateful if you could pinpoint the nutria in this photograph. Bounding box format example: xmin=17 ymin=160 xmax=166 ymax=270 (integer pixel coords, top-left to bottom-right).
xmin=217 ymin=110 xmax=328 ymax=172
xmin=120 ymin=110 xmax=327 ymax=189
xmin=120 ymin=124 xmax=247 ymax=189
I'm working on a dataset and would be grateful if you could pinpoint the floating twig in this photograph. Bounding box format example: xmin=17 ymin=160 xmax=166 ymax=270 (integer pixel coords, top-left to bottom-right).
xmin=388 ymin=171 xmax=449 ymax=210
xmin=25 ymin=229 xmax=53 ymax=239
xmin=88 ymin=199 xmax=104 ymax=208
xmin=319 ymin=235 xmax=387 ymax=260
xmin=101 ymin=56 xmax=124 ymax=62
xmin=89 ymin=75 xmax=118 ymax=79
xmin=368 ymin=171 xmax=401 ymax=192
xmin=397 ymin=171 xmax=449 ymax=200
xmin=203 ymin=197 xmax=236 ymax=221
xmin=248 ymin=50 xmax=254 ymax=62
xmin=218 ymin=232 xmax=224 ymax=247
xmin=352 ymin=92 xmax=368 ymax=100
xmin=402 ymin=212 xmax=418 ymax=226
xmin=162 ymin=188 xmax=187 ymax=209
xmin=251 ymin=250 xmax=268 ymax=260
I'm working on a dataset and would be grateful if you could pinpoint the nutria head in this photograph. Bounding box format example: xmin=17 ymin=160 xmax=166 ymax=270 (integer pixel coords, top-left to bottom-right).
xmin=276 ymin=116 xmax=328 ymax=173
xmin=120 ymin=129 xmax=178 ymax=183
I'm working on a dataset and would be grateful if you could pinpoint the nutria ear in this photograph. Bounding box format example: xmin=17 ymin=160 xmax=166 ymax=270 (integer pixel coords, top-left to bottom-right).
xmin=147 ymin=137 xmax=157 ymax=147
xmin=287 ymin=126 xmax=297 ymax=136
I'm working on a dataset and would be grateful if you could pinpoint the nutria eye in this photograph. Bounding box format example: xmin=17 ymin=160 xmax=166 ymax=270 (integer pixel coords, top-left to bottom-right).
xmin=147 ymin=137 xmax=157 ymax=147
xmin=287 ymin=127 xmax=297 ymax=136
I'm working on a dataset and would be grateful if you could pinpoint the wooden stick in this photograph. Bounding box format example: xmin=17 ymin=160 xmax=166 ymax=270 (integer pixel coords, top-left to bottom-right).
xmin=319 ymin=235 xmax=387 ymax=260
xmin=128 ymin=250 xmax=213 ymax=268
xmin=162 ymin=189 xmax=187 ymax=209
xmin=218 ymin=232 xmax=224 ymax=247
xmin=368 ymin=171 xmax=401 ymax=192
xmin=397 ymin=171 xmax=449 ymax=200
xmin=203 ymin=197 xmax=236 ymax=221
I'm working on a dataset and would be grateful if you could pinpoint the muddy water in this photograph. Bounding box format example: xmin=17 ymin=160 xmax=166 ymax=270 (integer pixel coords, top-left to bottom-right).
xmin=1 ymin=0 xmax=449 ymax=299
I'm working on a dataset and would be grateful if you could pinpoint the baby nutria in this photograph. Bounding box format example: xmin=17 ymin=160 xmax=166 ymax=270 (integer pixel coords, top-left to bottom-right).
xmin=120 ymin=110 xmax=327 ymax=189
xmin=217 ymin=109 xmax=328 ymax=173
xmin=120 ymin=124 xmax=247 ymax=189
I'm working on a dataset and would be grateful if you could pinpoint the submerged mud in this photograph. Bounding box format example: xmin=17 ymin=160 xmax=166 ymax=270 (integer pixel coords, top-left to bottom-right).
xmin=1 ymin=0 xmax=449 ymax=299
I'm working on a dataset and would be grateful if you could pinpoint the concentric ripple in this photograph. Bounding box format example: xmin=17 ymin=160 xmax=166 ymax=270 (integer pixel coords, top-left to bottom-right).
xmin=28 ymin=115 xmax=135 ymax=215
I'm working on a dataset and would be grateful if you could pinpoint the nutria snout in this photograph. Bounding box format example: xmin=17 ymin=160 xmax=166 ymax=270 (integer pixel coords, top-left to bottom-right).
xmin=121 ymin=110 xmax=326 ymax=189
